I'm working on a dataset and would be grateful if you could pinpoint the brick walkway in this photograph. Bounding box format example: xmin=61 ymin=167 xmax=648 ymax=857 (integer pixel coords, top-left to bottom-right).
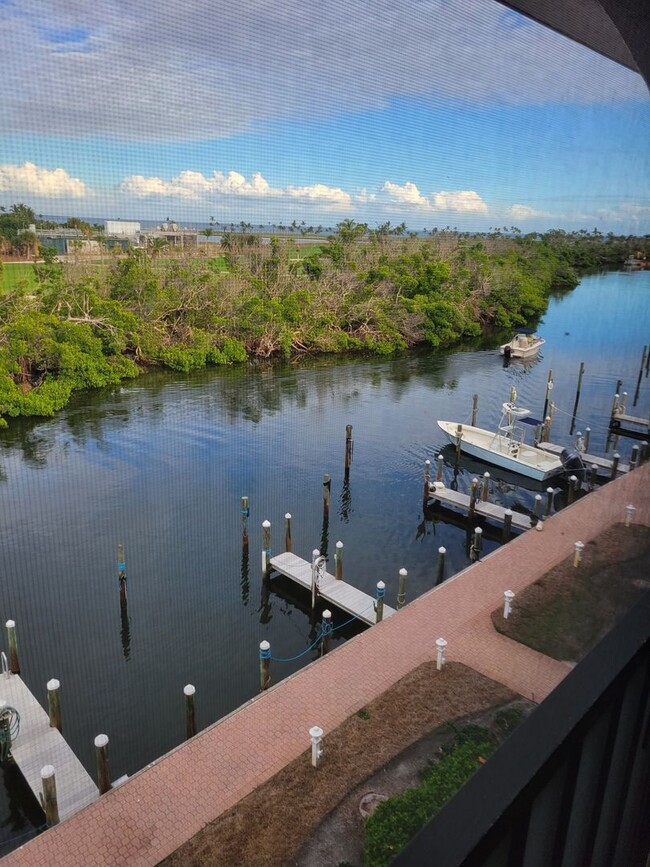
xmin=5 ymin=464 xmax=649 ymax=866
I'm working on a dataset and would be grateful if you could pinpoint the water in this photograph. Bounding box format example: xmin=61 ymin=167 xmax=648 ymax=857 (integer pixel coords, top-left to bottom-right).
xmin=0 ymin=269 xmax=648 ymax=848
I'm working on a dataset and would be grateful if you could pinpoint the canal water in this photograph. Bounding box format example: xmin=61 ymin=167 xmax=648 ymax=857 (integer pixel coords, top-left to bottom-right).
xmin=0 ymin=269 xmax=648 ymax=849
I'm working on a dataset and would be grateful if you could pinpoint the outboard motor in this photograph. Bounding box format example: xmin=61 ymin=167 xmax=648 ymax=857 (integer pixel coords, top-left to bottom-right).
xmin=503 ymin=345 xmax=512 ymax=359
xmin=560 ymin=447 xmax=587 ymax=482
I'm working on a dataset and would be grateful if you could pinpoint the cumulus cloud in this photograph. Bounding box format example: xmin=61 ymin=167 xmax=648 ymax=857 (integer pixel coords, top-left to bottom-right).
xmin=2 ymin=0 xmax=645 ymax=141
xmin=509 ymin=203 xmax=557 ymax=219
xmin=0 ymin=162 xmax=89 ymax=197
xmin=382 ymin=182 xmax=488 ymax=213
xmin=120 ymin=170 xmax=350 ymax=209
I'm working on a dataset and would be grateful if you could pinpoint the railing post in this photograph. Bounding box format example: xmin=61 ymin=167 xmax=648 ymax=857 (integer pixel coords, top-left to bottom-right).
xmin=435 ymin=637 xmax=447 ymax=671
xmin=309 ymin=726 xmax=324 ymax=768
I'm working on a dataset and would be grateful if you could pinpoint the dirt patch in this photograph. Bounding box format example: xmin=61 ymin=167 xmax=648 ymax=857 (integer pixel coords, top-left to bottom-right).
xmin=492 ymin=522 xmax=650 ymax=662
xmin=161 ymin=663 xmax=514 ymax=867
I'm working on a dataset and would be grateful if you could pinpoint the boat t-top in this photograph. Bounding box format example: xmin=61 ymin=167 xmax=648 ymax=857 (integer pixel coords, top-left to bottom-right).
xmin=437 ymin=392 xmax=582 ymax=482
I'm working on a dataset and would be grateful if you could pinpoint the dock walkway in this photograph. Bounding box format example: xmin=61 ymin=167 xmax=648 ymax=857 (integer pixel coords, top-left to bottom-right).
xmin=1 ymin=674 xmax=98 ymax=820
xmin=270 ymin=551 xmax=395 ymax=624
xmin=427 ymin=482 xmax=533 ymax=530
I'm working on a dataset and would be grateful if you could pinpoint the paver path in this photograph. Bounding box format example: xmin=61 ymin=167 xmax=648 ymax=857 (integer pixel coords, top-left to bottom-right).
xmin=4 ymin=464 xmax=649 ymax=866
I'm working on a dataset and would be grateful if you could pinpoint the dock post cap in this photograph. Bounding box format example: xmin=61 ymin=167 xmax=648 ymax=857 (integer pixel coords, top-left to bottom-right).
xmin=284 ymin=512 xmax=291 ymax=519
xmin=433 ymin=481 xmax=445 ymax=490
xmin=322 ymin=609 xmax=332 ymax=619
xmin=504 ymin=508 xmax=513 ymax=516
xmin=376 ymin=580 xmax=386 ymax=590
xmin=438 ymin=546 xmax=446 ymax=554
xmin=483 ymin=471 xmax=490 ymax=478
xmin=5 ymin=620 xmax=15 ymax=629
xmin=40 ymin=765 xmax=55 ymax=780
xmin=546 ymin=486 xmax=554 ymax=493
xmin=309 ymin=726 xmax=323 ymax=740
xmin=183 ymin=684 xmax=196 ymax=697
xmin=399 ymin=567 xmax=408 ymax=576
xmin=474 ymin=527 xmax=482 ymax=535
xmin=336 ymin=540 xmax=343 ymax=548
xmin=259 ymin=640 xmax=270 ymax=651
xmin=312 ymin=548 xmax=320 ymax=558
xmin=94 ymin=734 xmax=109 ymax=748
xmin=47 ymin=679 xmax=60 ymax=691
xmin=424 ymin=458 xmax=431 ymax=466
xmin=262 ymin=519 xmax=271 ymax=528
xmin=536 ymin=521 xmax=544 ymax=531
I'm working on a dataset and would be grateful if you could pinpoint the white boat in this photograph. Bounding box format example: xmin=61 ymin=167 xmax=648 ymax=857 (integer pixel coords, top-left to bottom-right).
xmin=437 ymin=401 xmax=567 ymax=482
xmin=499 ymin=329 xmax=545 ymax=359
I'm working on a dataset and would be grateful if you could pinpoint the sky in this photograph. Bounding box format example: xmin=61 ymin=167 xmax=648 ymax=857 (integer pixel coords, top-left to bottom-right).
xmin=0 ymin=0 xmax=648 ymax=233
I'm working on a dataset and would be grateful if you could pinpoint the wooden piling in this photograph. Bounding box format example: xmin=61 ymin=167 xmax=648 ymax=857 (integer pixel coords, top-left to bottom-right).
xmin=259 ymin=641 xmax=271 ymax=691
xmin=345 ymin=424 xmax=353 ymax=470
xmin=472 ymin=527 xmax=483 ymax=560
xmin=567 ymin=476 xmax=578 ymax=505
xmin=588 ymin=464 xmax=598 ymax=490
xmin=375 ymin=581 xmax=385 ymax=623
xmin=641 ymin=442 xmax=649 ymax=465
xmin=633 ymin=346 xmax=647 ymax=406
xmin=40 ymin=765 xmax=59 ymax=827
xmin=397 ymin=568 xmax=408 ymax=610
xmin=610 ymin=453 xmax=620 ymax=481
xmin=423 ymin=459 xmax=431 ymax=503
xmin=117 ymin=543 xmax=127 ymax=604
xmin=620 ymin=392 xmax=628 ymax=414
xmin=611 ymin=392 xmax=620 ymax=419
xmin=630 ymin=445 xmax=639 ymax=471
xmin=322 ymin=474 xmax=331 ymax=516
xmin=94 ymin=734 xmax=112 ymax=795
xmin=311 ymin=549 xmax=322 ymax=610
xmin=455 ymin=424 xmax=463 ymax=464
xmin=241 ymin=496 xmax=250 ymax=535
xmin=47 ymin=679 xmax=62 ymax=733
xmin=5 ymin=621 xmax=19 ymax=675
xmin=436 ymin=546 xmax=446 ymax=585
xmin=284 ymin=513 xmax=292 ymax=553
xmin=481 ymin=472 xmax=490 ymax=502
xmin=335 ymin=541 xmax=343 ymax=580
xmin=471 ymin=393 xmax=478 ymax=427
xmin=321 ymin=610 xmax=332 ymax=656
xmin=262 ymin=520 xmax=271 ymax=579
xmin=468 ymin=478 xmax=479 ymax=520
xmin=436 ymin=454 xmax=444 ymax=483
xmin=533 ymin=494 xmax=542 ymax=522
xmin=584 ymin=427 xmax=591 ymax=453
xmin=545 ymin=487 xmax=554 ymax=518
xmin=542 ymin=369 xmax=553 ymax=420
xmin=184 ymin=685 xmax=196 ymax=739
xmin=570 ymin=362 xmax=585 ymax=431
xmin=502 ymin=510 xmax=513 ymax=543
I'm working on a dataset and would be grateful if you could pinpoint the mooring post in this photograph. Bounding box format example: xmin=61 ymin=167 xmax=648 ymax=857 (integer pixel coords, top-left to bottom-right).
xmin=5 ymin=621 xmax=19 ymax=675
xmin=588 ymin=464 xmax=598 ymax=490
xmin=610 ymin=453 xmax=620 ymax=480
xmin=502 ymin=509 xmax=513 ymax=543
xmin=436 ymin=547 xmax=446 ymax=585
xmin=468 ymin=477 xmax=479 ymax=521
xmin=321 ymin=610 xmax=332 ymax=656
xmin=571 ymin=361 xmax=585 ymax=426
xmin=573 ymin=541 xmax=585 ymax=568
xmin=262 ymin=520 xmax=271 ymax=579
xmin=611 ymin=392 xmax=620 ymax=419
xmin=322 ymin=474 xmax=331 ymax=517
xmin=542 ymin=369 xmax=553 ymax=420
xmin=184 ymin=684 xmax=196 ymax=739
xmin=472 ymin=393 xmax=478 ymax=427
xmin=311 ymin=549 xmax=321 ymax=610
xmin=567 ymin=475 xmax=578 ymax=504
xmin=472 ymin=527 xmax=483 ymax=560
xmin=47 ymin=679 xmax=62 ymax=733
xmin=397 ymin=568 xmax=408 ymax=610
xmin=241 ymin=496 xmax=250 ymax=536
xmin=640 ymin=442 xmax=649 ymax=465
xmin=620 ymin=392 xmax=628 ymax=414
xmin=435 ymin=637 xmax=447 ymax=671
xmin=117 ymin=543 xmax=127 ymax=604
xmin=436 ymin=454 xmax=444 ymax=483
xmin=533 ymin=494 xmax=543 ymax=523
xmin=634 ymin=346 xmax=647 ymax=406
xmin=284 ymin=513 xmax=292 ymax=553
xmin=94 ymin=734 xmax=112 ymax=795
xmin=584 ymin=427 xmax=591 ymax=454
xmin=481 ymin=472 xmax=490 ymax=502
xmin=548 ymin=402 xmax=556 ymax=437
xmin=375 ymin=581 xmax=385 ymax=623
xmin=335 ymin=541 xmax=343 ymax=580
xmin=423 ymin=459 xmax=431 ymax=503
xmin=542 ymin=416 xmax=551 ymax=443
xmin=345 ymin=424 xmax=353 ymax=471
xmin=455 ymin=424 xmax=463 ymax=464
xmin=259 ymin=640 xmax=271 ymax=691
xmin=545 ymin=487 xmax=554 ymax=518
xmin=625 ymin=504 xmax=636 ymax=527
xmin=576 ymin=431 xmax=585 ymax=452
xmin=309 ymin=726 xmax=324 ymax=768
xmin=630 ymin=445 xmax=639 ymax=471
xmin=40 ymin=766 xmax=59 ymax=827
xmin=503 ymin=590 xmax=515 ymax=619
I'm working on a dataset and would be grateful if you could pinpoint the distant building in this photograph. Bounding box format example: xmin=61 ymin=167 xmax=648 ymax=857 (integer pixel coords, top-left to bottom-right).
xmin=141 ymin=223 xmax=198 ymax=249
xmin=104 ymin=220 xmax=141 ymax=237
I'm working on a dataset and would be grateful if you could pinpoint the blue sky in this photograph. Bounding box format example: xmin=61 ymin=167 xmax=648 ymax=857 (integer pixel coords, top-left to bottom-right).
xmin=0 ymin=0 xmax=648 ymax=232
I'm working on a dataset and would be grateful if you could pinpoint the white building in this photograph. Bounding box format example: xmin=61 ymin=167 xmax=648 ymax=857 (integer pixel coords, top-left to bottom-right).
xmin=104 ymin=220 xmax=141 ymax=237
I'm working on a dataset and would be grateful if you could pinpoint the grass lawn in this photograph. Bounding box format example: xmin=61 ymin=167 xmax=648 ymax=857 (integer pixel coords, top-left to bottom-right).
xmin=1 ymin=262 xmax=37 ymax=292
xmin=492 ymin=522 xmax=650 ymax=662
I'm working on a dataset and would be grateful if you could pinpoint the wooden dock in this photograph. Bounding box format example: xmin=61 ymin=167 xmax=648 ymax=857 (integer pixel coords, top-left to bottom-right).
xmin=269 ymin=552 xmax=396 ymax=625
xmin=1 ymin=674 xmax=98 ymax=820
xmin=610 ymin=410 xmax=650 ymax=439
xmin=427 ymin=482 xmax=533 ymax=530
xmin=537 ymin=442 xmax=630 ymax=474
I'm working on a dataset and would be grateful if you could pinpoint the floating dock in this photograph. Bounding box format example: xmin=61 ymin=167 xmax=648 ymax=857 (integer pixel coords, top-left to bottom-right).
xmin=269 ymin=552 xmax=396 ymax=625
xmin=609 ymin=410 xmax=650 ymax=439
xmin=427 ymin=482 xmax=533 ymax=531
xmin=1 ymin=674 xmax=98 ymax=820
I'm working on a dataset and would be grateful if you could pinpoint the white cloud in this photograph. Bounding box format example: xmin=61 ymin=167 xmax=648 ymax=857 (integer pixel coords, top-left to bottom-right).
xmin=382 ymin=181 xmax=431 ymax=208
xmin=432 ymin=190 xmax=488 ymax=213
xmin=1 ymin=0 xmax=645 ymax=141
xmin=286 ymin=184 xmax=351 ymax=207
xmin=0 ymin=162 xmax=89 ymax=198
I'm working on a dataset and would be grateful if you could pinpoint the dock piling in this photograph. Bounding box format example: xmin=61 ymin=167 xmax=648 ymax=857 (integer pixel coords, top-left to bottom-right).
xmin=117 ymin=543 xmax=127 ymax=604
xmin=545 ymin=487 xmax=554 ymax=518
xmin=322 ymin=474 xmax=331 ymax=516
xmin=423 ymin=459 xmax=431 ymax=503
xmin=259 ymin=641 xmax=271 ymax=691
xmin=94 ymin=734 xmax=112 ymax=795
xmin=311 ymin=549 xmax=323 ymax=610
xmin=435 ymin=637 xmax=447 ymax=671
xmin=471 ymin=527 xmax=483 ymax=560
xmin=47 ymin=679 xmax=62 ymax=733
xmin=335 ymin=541 xmax=343 ymax=580
xmin=503 ymin=590 xmax=515 ymax=620
xmin=584 ymin=427 xmax=591 ymax=453
xmin=573 ymin=541 xmax=585 ymax=568
xmin=262 ymin=520 xmax=271 ymax=579
xmin=455 ymin=425 xmax=463 ymax=464
xmin=40 ymin=766 xmax=60 ymax=827
xmin=5 ymin=621 xmax=19 ymax=675
xmin=610 ymin=453 xmax=620 ymax=480
xmin=641 ymin=442 xmax=649 ymax=465
xmin=375 ymin=581 xmax=385 ymax=623
xmin=502 ymin=510 xmax=513 ymax=543
xmin=397 ymin=568 xmax=408 ymax=610
xmin=320 ymin=610 xmax=332 ymax=656
xmin=542 ymin=369 xmax=553 ymax=420
xmin=533 ymin=494 xmax=543 ymax=523
xmin=570 ymin=362 xmax=585 ymax=433
xmin=436 ymin=547 xmax=446 ymax=585
xmin=345 ymin=425 xmax=353 ymax=471
xmin=472 ymin=393 xmax=478 ymax=427
xmin=284 ymin=513 xmax=292 ymax=553
xmin=436 ymin=454 xmax=444 ymax=483
xmin=468 ymin=478 xmax=479 ymax=520
xmin=588 ymin=464 xmax=598 ymax=491
xmin=184 ymin=684 xmax=196 ymax=739
xmin=481 ymin=472 xmax=490 ymax=502
xmin=630 ymin=445 xmax=639 ymax=471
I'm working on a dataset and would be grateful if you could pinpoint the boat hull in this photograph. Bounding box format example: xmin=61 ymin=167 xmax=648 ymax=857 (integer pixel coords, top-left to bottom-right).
xmin=437 ymin=421 xmax=564 ymax=482
xmin=499 ymin=337 xmax=545 ymax=358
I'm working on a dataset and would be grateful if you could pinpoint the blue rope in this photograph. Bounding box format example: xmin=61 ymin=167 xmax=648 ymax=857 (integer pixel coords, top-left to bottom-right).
xmin=332 ymin=601 xmax=375 ymax=632
xmin=270 ymin=630 xmax=323 ymax=662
